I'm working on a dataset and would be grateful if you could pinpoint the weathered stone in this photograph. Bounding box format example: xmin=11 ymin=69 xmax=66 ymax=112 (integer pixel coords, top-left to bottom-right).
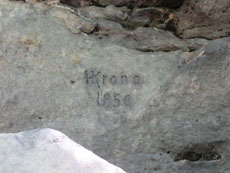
xmin=1 ymin=1 xmax=230 ymax=173
xmin=75 ymin=5 xmax=208 ymax=52
xmin=77 ymin=5 xmax=168 ymax=30
xmin=0 ymin=2 xmax=179 ymax=172
xmin=127 ymin=7 xmax=171 ymax=29
xmin=184 ymin=38 xmax=210 ymax=52
xmin=175 ymin=0 xmax=230 ymax=39
xmin=76 ymin=6 xmax=208 ymax=52
xmin=78 ymin=5 xmax=128 ymax=22
xmin=93 ymin=23 xmax=186 ymax=52
xmin=0 ymin=128 xmax=126 ymax=173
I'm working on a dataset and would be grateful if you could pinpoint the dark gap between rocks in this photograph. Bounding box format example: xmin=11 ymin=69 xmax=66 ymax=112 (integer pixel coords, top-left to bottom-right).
xmin=175 ymin=144 xmax=222 ymax=162
xmin=70 ymin=80 xmax=75 ymax=84
xmin=135 ymin=48 xmax=179 ymax=53
xmin=60 ymin=0 xmax=185 ymax=9
xmin=60 ymin=0 xmax=105 ymax=8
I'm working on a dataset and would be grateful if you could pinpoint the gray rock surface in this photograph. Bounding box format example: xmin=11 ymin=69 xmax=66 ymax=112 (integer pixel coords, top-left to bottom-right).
xmin=0 ymin=128 xmax=126 ymax=173
xmin=0 ymin=1 xmax=230 ymax=173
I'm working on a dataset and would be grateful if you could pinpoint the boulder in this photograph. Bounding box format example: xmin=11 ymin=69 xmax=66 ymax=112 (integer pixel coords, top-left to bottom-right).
xmin=1 ymin=1 xmax=230 ymax=173
xmin=0 ymin=2 xmax=180 ymax=172
xmin=175 ymin=0 xmax=230 ymax=39
xmin=0 ymin=128 xmax=126 ymax=173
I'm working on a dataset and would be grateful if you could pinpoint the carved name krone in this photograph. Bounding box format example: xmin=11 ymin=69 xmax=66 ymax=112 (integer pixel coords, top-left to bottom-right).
xmin=84 ymin=70 xmax=143 ymax=108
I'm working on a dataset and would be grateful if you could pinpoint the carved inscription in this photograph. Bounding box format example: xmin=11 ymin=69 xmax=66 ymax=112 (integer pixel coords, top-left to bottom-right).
xmin=84 ymin=70 xmax=142 ymax=88
xmin=97 ymin=92 xmax=132 ymax=108
xmin=84 ymin=70 xmax=143 ymax=108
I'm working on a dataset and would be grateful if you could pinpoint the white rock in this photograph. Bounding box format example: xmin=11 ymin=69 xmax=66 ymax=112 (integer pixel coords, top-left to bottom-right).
xmin=0 ymin=128 xmax=126 ymax=173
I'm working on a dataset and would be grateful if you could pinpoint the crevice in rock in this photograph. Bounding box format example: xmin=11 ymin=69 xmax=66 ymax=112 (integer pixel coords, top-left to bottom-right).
xmin=60 ymin=0 xmax=105 ymax=8
xmin=175 ymin=144 xmax=222 ymax=162
xmin=59 ymin=0 xmax=186 ymax=9
xmin=134 ymin=48 xmax=159 ymax=53
xmin=87 ymin=24 xmax=100 ymax=34
xmin=135 ymin=47 xmax=180 ymax=53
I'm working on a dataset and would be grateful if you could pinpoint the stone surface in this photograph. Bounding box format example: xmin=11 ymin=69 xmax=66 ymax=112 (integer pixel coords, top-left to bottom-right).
xmin=76 ymin=5 xmax=208 ymax=52
xmin=0 ymin=128 xmax=126 ymax=173
xmin=0 ymin=2 xmax=179 ymax=172
xmin=78 ymin=6 xmax=171 ymax=30
xmin=1 ymin=1 xmax=230 ymax=173
xmin=175 ymin=0 xmax=230 ymax=39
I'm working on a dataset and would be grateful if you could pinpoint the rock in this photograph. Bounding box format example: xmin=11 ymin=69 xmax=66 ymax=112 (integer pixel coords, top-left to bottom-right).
xmin=27 ymin=0 xmax=60 ymax=4
xmin=0 ymin=2 xmax=180 ymax=172
xmin=11 ymin=0 xmax=61 ymax=4
xmin=148 ymin=37 xmax=230 ymax=172
xmin=61 ymin=0 xmax=184 ymax=8
xmin=95 ymin=0 xmax=185 ymax=8
xmin=93 ymin=22 xmax=186 ymax=52
xmin=76 ymin=6 xmax=208 ymax=52
xmin=175 ymin=0 xmax=230 ymax=39
xmin=1 ymin=1 xmax=230 ymax=173
xmin=78 ymin=5 xmax=128 ymax=22
xmin=0 ymin=128 xmax=126 ymax=173
xmin=87 ymin=6 xmax=172 ymax=30
xmin=179 ymin=37 xmax=230 ymax=65
xmin=60 ymin=0 xmax=94 ymax=7
xmin=183 ymin=38 xmax=210 ymax=51
xmin=126 ymin=7 xmax=171 ymax=29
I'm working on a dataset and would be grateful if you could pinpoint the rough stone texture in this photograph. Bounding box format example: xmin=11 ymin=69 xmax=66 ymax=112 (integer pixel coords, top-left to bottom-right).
xmin=0 ymin=2 xmax=179 ymax=172
xmin=175 ymin=0 xmax=230 ymax=39
xmin=1 ymin=1 xmax=230 ymax=173
xmin=124 ymin=7 xmax=171 ymax=29
xmin=12 ymin=0 xmax=230 ymax=41
xmin=78 ymin=6 xmax=171 ymax=30
xmin=61 ymin=0 xmax=184 ymax=8
xmin=0 ymin=128 xmax=126 ymax=173
xmin=76 ymin=5 xmax=209 ymax=52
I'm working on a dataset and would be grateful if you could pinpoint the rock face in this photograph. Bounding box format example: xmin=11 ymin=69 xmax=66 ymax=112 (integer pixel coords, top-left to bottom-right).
xmin=175 ymin=0 xmax=230 ymax=39
xmin=18 ymin=0 xmax=230 ymax=40
xmin=0 ymin=128 xmax=126 ymax=173
xmin=1 ymin=1 xmax=230 ymax=173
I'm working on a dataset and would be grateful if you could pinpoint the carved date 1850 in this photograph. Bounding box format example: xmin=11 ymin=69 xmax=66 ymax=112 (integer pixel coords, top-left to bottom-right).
xmin=97 ymin=92 xmax=131 ymax=108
